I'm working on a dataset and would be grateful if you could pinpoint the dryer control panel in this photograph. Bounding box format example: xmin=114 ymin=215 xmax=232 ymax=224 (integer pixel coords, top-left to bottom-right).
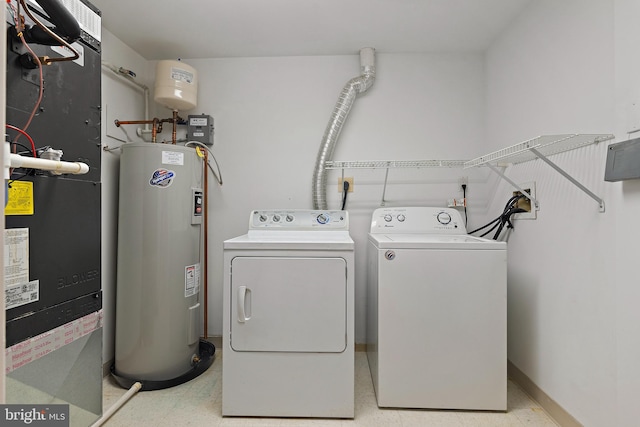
xmin=370 ymin=207 xmax=465 ymax=234
xmin=249 ymin=210 xmax=349 ymax=230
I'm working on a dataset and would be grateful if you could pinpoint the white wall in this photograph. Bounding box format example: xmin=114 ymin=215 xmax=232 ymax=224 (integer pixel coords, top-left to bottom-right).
xmin=177 ymin=53 xmax=488 ymax=342
xmin=98 ymin=3 xmax=640 ymax=424
xmin=612 ymin=1 xmax=640 ymax=425
xmin=100 ymin=29 xmax=149 ymax=363
xmin=486 ymin=0 xmax=640 ymax=425
xmin=101 ymin=51 xmax=488 ymax=358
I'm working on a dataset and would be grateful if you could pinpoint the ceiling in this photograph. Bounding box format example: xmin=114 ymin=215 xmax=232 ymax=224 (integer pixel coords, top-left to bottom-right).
xmin=89 ymin=0 xmax=531 ymax=60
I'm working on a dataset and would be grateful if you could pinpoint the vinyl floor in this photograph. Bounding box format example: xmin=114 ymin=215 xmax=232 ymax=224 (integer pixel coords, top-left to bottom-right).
xmin=102 ymin=351 xmax=558 ymax=427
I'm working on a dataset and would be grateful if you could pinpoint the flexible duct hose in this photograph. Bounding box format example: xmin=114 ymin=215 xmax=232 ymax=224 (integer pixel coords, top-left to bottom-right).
xmin=312 ymin=48 xmax=375 ymax=209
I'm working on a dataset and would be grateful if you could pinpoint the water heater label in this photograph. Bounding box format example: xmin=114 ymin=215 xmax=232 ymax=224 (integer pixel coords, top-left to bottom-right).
xmin=149 ymin=169 xmax=175 ymax=188
xmin=5 ymin=280 xmax=39 ymax=310
xmin=162 ymin=151 xmax=184 ymax=165
xmin=185 ymin=263 xmax=201 ymax=297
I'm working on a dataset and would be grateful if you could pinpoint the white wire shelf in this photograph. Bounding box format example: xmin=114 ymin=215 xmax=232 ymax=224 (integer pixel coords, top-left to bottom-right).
xmin=324 ymin=159 xmax=467 ymax=207
xmin=464 ymin=133 xmax=615 ymax=212
xmin=325 ymin=159 xmax=467 ymax=169
xmin=464 ymin=134 xmax=614 ymax=168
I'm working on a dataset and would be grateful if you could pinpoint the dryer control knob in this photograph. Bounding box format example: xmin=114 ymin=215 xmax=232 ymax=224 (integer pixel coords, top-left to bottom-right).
xmin=316 ymin=213 xmax=330 ymax=224
xmin=259 ymin=214 xmax=268 ymax=222
xmin=286 ymin=214 xmax=294 ymax=222
xmin=384 ymin=214 xmax=393 ymax=222
xmin=273 ymin=214 xmax=281 ymax=222
xmin=437 ymin=212 xmax=452 ymax=225
xmin=397 ymin=214 xmax=406 ymax=222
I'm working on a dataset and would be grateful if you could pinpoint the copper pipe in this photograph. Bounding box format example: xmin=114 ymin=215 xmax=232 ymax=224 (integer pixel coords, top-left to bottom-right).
xmin=18 ymin=0 xmax=80 ymax=64
xmin=203 ymin=149 xmax=209 ymax=340
xmin=152 ymin=118 xmax=159 ymax=143
xmin=114 ymin=119 xmax=156 ymax=127
xmin=115 ymin=114 xmax=184 ymax=144
xmin=172 ymin=111 xmax=178 ymax=144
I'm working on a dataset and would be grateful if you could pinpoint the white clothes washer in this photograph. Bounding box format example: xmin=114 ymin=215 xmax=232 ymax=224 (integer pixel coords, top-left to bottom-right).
xmin=367 ymin=207 xmax=507 ymax=411
xmin=223 ymin=210 xmax=354 ymax=418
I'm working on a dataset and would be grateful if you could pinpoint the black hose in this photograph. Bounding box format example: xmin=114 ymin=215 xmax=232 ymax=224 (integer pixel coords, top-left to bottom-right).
xmin=469 ymin=194 xmax=527 ymax=240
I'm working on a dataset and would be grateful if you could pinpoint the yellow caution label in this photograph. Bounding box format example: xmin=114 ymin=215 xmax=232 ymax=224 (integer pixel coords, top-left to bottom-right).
xmin=5 ymin=181 xmax=34 ymax=215
xmin=195 ymin=146 xmax=205 ymax=158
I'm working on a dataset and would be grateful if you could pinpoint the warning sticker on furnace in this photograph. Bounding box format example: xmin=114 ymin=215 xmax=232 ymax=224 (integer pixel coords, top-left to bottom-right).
xmin=149 ymin=169 xmax=175 ymax=188
xmin=6 ymin=279 xmax=39 ymax=310
xmin=4 ymin=228 xmax=29 ymax=286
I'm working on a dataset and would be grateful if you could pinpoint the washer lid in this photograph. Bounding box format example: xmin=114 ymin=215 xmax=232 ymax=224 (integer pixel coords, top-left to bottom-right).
xmin=369 ymin=233 xmax=506 ymax=250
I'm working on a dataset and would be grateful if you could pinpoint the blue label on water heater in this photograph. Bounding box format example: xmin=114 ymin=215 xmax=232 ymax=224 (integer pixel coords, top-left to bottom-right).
xmin=149 ymin=169 xmax=175 ymax=187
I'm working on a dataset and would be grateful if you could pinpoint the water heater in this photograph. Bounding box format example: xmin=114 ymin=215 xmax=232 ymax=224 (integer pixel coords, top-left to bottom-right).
xmin=114 ymin=142 xmax=211 ymax=388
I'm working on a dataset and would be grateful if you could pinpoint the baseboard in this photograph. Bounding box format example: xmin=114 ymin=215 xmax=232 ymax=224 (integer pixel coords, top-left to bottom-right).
xmin=103 ymin=358 xmax=113 ymax=378
xmin=205 ymin=336 xmax=222 ymax=350
xmin=508 ymin=360 xmax=582 ymax=427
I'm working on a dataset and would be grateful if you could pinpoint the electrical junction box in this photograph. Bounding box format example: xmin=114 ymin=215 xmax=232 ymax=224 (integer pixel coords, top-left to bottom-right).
xmin=604 ymin=137 xmax=640 ymax=181
xmin=188 ymin=114 xmax=214 ymax=145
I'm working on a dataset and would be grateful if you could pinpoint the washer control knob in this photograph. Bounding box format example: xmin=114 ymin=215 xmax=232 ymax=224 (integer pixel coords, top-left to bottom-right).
xmin=272 ymin=214 xmax=281 ymax=222
xmin=437 ymin=212 xmax=452 ymax=225
xmin=384 ymin=214 xmax=393 ymax=222
xmin=316 ymin=213 xmax=330 ymax=224
xmin=397 ymin=214 xmax=406 ymax=222
xmin=286 ymin=214 xmax=294 ymax=222
xmin=259 ymin=214 xmax=268 ymax=222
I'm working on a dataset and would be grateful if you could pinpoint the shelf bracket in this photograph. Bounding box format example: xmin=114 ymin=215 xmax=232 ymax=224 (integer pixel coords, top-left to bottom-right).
xmin=486 ymin=163 xmax=540 ymax=211
xmin=528 ymin=147 xmax=605 ymax=212
xmin=380 ymin=167 xmax=390 ymax=206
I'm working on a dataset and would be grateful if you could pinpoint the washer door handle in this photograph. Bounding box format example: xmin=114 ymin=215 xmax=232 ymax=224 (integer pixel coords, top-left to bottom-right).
xmin=237 ymin=286 xmax=252 ymax=323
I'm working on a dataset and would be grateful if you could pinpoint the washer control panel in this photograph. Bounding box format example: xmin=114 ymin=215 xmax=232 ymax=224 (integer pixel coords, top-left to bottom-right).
xmin=250 ymin=210 xmax=349 ymax=230
xmin=371 ymin=207 xmax=465 ymax=234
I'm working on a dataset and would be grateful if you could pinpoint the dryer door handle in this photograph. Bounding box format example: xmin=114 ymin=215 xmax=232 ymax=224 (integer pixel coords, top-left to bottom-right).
xmin=237 ymin=286 xmax=252 ymax=323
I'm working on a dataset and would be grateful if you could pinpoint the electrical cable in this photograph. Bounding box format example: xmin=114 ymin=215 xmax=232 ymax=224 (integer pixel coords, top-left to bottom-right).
xmin=341 ymin=180 xmax=350 ymax=210
xmin=6 ymin=124 xmax=38 ymax=157
xmin=184 ymin=141 xmax=223 ymax=185
xmin=462 ymin=183 xmax=467 ymax=227
xmin=11 ymin=143 xmax=36 ymax=156
xmin=8 ymin=1 xmax=44 ymax=136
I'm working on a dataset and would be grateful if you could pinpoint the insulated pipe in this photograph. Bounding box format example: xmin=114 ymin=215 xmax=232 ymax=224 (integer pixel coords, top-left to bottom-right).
xmin=312 ymin=47 xmax=375 ymax=209
xmin=90 ymin=382 xmax=142 ymax=427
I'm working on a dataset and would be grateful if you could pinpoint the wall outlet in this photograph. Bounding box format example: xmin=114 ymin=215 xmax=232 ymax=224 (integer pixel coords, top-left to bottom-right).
xmin=512 ymin=181 xmax=536 ymax=220
xmin=458 ymin=176 xmax=468 ymax=187
xmin=338 ymin=177 xmax=354 ymax=193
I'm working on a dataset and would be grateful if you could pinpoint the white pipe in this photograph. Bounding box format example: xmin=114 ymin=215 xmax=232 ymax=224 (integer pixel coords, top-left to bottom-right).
xmin=9 ymin=153 xmax=89 ymax=174
xmin=101 ymin=62 xmax=150 ymax=131
xmin=91 ymin=382 xmax=142 ymax=427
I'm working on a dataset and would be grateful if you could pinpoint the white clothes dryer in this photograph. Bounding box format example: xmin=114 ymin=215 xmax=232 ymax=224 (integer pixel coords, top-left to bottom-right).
xmin=223 ymin=210 xmax=354 ymax=418
xmin=367 ymin=207 xmax=507 ymax=411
